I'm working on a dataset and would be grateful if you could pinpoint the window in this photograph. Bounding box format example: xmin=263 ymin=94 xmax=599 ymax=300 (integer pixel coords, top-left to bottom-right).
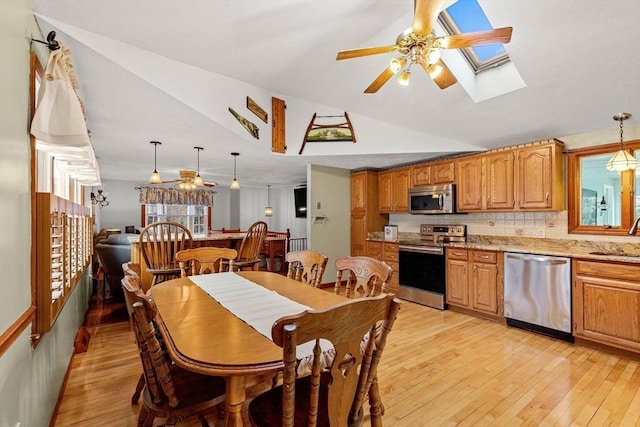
xmin=144 ymin=204 xmax=209 ymax=236
xmin=439 ymin=0 xmax=511 ymax=73
xmin=567 ymin=140 xmax=640 ymax=235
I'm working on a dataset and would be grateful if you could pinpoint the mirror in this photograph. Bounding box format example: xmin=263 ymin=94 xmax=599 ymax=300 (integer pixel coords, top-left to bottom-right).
xmin=568 ymin=140 xmax=640 ymax=235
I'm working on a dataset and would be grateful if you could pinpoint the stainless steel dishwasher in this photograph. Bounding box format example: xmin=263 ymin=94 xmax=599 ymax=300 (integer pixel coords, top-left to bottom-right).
xmin=503 ymin=252 xmax=573 ymax=342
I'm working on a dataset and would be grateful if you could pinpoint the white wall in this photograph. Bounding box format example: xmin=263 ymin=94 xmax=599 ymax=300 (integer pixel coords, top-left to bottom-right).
xmin=0 ymin=2 xmax=91 ymax=426
xmin=308 ymin=165 xmax=351 ymax=283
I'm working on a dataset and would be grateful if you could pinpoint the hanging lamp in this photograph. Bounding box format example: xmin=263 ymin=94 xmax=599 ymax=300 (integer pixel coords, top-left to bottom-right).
xmin=149 ymin=141 xmax=162 ymax=183
xmin=193 ymin=146 xmax=204 ymax=186
xmin=230 ymin=152 xmax=240 ymax=189
xmin=264 ymin=185 xmax=273 ymax=217
xmin=606 ymin=112 xmax=637 ymax=172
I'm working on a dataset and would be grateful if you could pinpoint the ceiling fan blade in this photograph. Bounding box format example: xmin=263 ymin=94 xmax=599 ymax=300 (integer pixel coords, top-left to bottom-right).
xmin=420 ymin=59 xmax=457 ymax=89
xmin=160 ymin=179 xmax=181 ymax=184
xmin=364 ymin=67 xmax=395 ymax=93
xmin=336 ymin=45 xmax=397 ymax=61
xmin=412 ymin=0 xmax=443 ymax=36
xmin=440 ymin=27 xmax=513 ymax=49
xmin=203 ymin=182 xmax=218 ymax=187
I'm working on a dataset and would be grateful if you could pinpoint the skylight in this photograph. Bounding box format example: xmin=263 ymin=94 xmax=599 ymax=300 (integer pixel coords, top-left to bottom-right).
xmin=439 ymin=0 xmax=510 ymax=73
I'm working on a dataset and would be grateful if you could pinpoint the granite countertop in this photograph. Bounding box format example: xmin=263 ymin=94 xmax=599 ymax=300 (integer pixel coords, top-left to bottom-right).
xmin=368 ymin=234 xmax=640 ymax=264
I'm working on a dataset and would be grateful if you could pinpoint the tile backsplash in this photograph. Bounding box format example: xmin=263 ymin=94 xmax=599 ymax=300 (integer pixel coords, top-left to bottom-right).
xmin=389 ymin=210 xmax=638 ymax=244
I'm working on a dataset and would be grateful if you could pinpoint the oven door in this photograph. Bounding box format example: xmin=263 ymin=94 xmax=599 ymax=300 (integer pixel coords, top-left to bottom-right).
xmin=398 ymin=245 xmax=447 ymax=310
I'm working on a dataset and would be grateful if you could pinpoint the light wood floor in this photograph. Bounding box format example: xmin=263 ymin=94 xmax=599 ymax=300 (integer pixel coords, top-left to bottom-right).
xmin=54 ymin=300 xmax=640 ymax=427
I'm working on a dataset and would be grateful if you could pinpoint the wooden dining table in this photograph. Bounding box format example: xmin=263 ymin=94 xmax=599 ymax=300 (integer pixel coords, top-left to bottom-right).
xmin=149 ymin=270 xmax=347 ymax=426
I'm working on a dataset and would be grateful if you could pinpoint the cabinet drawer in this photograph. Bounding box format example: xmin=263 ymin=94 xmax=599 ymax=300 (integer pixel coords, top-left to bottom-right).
xmin=384 ymin=260 xmax=399 ymax=271
xmin=447 ymin=248 xmax=468 ymax=260
xmin=383 ymin=250 xmax=398 ymax=263
xmin=472 ymin=250 xmax=497 ymax=264
xmin=575 ymin=259 xmax=640 ymax=281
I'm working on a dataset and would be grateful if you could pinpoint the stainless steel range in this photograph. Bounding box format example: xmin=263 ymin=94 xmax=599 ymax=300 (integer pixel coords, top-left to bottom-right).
xmin=398 ymin=224 xmax=466 ymax=309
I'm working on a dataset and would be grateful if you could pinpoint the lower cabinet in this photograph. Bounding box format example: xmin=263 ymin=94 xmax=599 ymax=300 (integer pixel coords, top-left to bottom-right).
xmin=446 ymin=248 xmax=502 ymax=317
xmin=366 ymin=240 xmax=399 ymax=293
xmin=573 ymin=259 xmax=640 ymax=353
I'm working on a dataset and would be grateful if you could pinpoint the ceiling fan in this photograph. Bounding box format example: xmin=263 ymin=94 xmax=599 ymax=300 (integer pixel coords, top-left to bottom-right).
xmin=156 ymin=169 xmax=217 ymax=190
xmin=152 ymin=147 xmax=217 ymax=189
xmin=336 ymin=0 xmax=512 ymax=93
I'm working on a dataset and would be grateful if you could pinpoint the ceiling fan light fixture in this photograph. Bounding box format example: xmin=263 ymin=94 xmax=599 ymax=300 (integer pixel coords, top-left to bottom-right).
xmin=389 ymin=57 xmax=406 ymax=74
xmin=606 ymin=112 xmax=636 ymax=172
xmin=149 ymin=141 xmax=162 ymax=183
xmin=426 ymin=48 xmax=441 ymax=65
xmin=397 ymin=69 xmax=411 ymax=86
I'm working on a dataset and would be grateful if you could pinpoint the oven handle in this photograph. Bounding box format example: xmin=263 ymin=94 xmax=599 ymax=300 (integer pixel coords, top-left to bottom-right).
xmin=399 ymin=245 xmax=444 ymax=255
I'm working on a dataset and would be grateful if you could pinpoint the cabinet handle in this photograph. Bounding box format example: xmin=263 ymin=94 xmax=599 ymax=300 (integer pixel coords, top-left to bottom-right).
xmin=473 ymin=265 xmax=477 ymax=272
xmin=480 ymin=255 xmax=489 ymax=259
xmin=546 ymin=192 xmax=550 ymax=203
xmin=486 ymin=195 xmax=490 ymax=205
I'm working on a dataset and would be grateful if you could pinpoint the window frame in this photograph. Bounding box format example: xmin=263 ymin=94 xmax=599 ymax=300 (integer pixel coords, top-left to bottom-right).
xmin=567 ymin=139 xmax=640 ymax=235
xmin=438 ymin=0 xmax=511 ymax=74
xmin=140 ymin=204 xmax=212 ymax=236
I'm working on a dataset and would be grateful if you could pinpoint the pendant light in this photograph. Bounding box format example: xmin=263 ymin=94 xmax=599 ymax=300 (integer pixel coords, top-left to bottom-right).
xmin=193 ymin=146 xmax=204 ymax=186
xmin=230 ymin=152 xmax=240 ymax=189
xmin=149 ymin=141 xmax=162 ymax=184
xmin=606 ymin=112 xmax=637 ymax=172
xmin=264 ymin=185 xmax=273 ymax=217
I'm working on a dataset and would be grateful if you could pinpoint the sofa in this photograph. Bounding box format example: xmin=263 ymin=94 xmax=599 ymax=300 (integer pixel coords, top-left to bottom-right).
xmin=94 ymin=233 xmax=135 ymax=301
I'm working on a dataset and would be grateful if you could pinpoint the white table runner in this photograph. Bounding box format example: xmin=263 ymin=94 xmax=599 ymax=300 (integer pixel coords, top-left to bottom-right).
xmin=189 ymin=272 xmax=331 ymax=363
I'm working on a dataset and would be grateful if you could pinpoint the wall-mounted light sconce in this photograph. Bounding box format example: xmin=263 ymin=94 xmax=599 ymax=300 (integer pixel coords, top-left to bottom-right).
xmin=91 ymin=189 xmax=109 ymax=208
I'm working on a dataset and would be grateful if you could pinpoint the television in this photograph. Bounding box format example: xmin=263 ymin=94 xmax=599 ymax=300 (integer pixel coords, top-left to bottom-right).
xmin=294 ymin=187 xmax=307 ymax=218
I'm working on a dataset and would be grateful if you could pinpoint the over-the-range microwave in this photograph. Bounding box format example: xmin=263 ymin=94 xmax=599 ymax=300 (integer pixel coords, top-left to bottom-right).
xmin=409 ymin=184 xmax=457 ymax=215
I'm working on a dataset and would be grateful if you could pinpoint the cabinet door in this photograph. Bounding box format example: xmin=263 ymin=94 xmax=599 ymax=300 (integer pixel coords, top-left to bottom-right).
xmin=383 ymin=243 xmax=399 ymax=293
xmin=471 ymin=262 xmax=498 ymax=314
xmin=486 ymin=151 xmax=515 ymax=210
xmin=350 ymin=172 xmax=368 ymax=213
xmin=432 ymin=161 xmax=455 ymax=184
xmin=446 ymin=259 xmax=469 ymax=307
xmin=457 ymin=157 xmax=483 ymax=211
xmin=394 ymin=168 xmax=411 ymax=212
xmin=366 ymin=240 xmax=383 ymax=260
xmin=517 ymin=145 xmax=553 ymax=209
xmin=574 ymin=275 xmax=640 ymax=352
xmin=411 ymin=164 xmax=431 ymax=187
xmin=377 ymin=170 xmax=394 ymax=213
xmin=350 ymin=214 xmax=367 ymax=256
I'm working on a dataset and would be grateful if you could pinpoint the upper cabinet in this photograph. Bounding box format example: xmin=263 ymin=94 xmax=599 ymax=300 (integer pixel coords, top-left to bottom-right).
xmin=457 ymin=151 xmax=515 ymax=211
xmin=411 ymin=160 xmax=455 ymax=187
xmin=516 ymin=141 xmax=564 ymax=210
xmin=457 ymin=140 xmax=563 ymax=212
xmin=378 ymin=167 xmax=410 ymax=213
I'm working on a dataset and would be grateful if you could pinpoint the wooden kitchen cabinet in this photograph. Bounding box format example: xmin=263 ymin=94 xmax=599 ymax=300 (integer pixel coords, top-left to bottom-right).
xmin=432 ymin=160 xmax=455 ymax=184
xmin=351 ymin=171 xmax=387 ymax=256
xmin=446 ymin=247 xmax=502 ymax=317
xmin=378 ymin=167 xmax=410 ymax=213
xmin=456 ymin=156 xmax=483 ymax=211
xmin=516 ymin=140 xmax=564 ymax=210
xmin=573 ymin=259 xmax=640 ymax=353
xmin=411 ymin=163 xmax=431 ymax=187
xmin=366 ymin=240 xmax=399 ymax=293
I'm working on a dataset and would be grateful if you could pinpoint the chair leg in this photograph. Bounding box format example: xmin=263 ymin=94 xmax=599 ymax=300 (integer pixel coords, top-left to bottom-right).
xmin=137 ymin=406 xmax=153 ymax=427
xmin=131 ymin=373 xmax=145 ymax=403
xmin=368 ymin=377 xmax=384 ymax=427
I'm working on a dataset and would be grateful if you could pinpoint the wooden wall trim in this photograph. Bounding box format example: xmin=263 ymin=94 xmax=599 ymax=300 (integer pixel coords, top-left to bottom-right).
xmin=0 ymin=306 xmax=37 ymax=357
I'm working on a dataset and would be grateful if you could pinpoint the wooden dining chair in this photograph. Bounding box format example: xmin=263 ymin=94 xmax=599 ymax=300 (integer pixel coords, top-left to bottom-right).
xmin=175 ymin=247 xmax=237 ymax=277
xmin=334 ymin=256 xmax=394 ymax=298
xmin=122 ymin=261 xmax=141 ymax=279
xmin=225 ymin=221 xmax=268 ymax=271
xmin=139 ymin=221 xmax=192 ymax=286
xmin=121 ymin=275 xmax=226 ymax=426
xmin=248 ymin=293 xmax=401 ymax=427
xmin=286 ymin=250 xmax=329 ymax=287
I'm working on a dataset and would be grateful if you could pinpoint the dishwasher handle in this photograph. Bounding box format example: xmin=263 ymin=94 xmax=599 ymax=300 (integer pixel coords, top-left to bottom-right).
xmin=505 ymin=253 xmax=569 ymax=266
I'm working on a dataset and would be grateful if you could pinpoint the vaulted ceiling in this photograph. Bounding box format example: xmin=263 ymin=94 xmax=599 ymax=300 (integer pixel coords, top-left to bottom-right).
xmin=33 ymin=0 xmax=640 ymax=188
